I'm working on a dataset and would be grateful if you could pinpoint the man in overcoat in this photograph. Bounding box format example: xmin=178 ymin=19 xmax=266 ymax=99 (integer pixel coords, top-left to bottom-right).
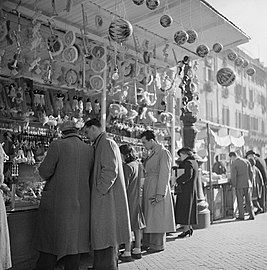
xmin=229 ymin=151 xmax=255 ymax=220
xmin=83 ymin=118 xmax=131 ymax=270
xmin=34 ymin=120 xmax=94 ymax=270
xmin=140 ymin=130 xmax=176 ymax=253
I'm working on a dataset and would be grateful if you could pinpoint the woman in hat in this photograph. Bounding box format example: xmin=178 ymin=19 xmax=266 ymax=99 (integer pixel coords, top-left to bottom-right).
xmin=119 ymin=144 xmax=146 ymax=261
xmin=175 ymin=147 xmax=198 ymax=238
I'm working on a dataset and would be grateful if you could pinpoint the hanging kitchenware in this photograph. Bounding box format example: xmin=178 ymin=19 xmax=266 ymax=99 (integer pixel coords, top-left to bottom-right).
xmin=63 ymin=30 xmax=76 ymax=46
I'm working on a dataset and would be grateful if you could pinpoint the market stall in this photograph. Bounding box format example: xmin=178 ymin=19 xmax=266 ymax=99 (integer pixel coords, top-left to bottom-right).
xmin=0 ymin=0 xmax=251 ymax=269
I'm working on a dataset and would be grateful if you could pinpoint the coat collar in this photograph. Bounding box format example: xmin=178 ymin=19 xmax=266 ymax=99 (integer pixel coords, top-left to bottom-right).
xmin=62 ymin=133 xmax=82 ymax=140
xmin=93 ymin=132 xmax=106 ymax=149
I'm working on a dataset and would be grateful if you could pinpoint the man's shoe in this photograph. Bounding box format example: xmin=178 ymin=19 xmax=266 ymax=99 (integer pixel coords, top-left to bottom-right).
xmin=235 ymin=217 xmax=244 ymax=221
xmin=131 ymin=252 xmax=142 ymax=259
xmin=146 ymin=248 xmax=164 ymax=254
xmin=248 ymin=216 xmax=255 ymax=220
xmin=119 ymin=254 xmax=133 ymax=262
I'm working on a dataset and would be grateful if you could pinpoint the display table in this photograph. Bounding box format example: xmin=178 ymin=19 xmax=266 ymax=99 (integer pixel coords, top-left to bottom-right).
xmin=7 ymin=209 xmax=39 ymax=270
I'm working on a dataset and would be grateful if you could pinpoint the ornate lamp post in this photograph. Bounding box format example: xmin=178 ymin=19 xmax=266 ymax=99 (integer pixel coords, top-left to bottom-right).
xmin=178 ymin=55 xmax=210 ymax=229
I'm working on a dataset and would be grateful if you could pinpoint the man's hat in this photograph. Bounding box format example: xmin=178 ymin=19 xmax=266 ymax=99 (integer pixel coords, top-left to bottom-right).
xmin=245 ymin=150 xmax=255 ymax=158
xmin=59 ymin=120 xmax=77 ymax=132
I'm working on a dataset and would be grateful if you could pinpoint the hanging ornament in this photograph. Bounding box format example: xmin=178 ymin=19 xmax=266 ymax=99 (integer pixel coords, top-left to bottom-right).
xmin=196 ymin=44 xmax=209 ymax=58
xmin=212 ymin=43 xmax=223 ymax=53
xmin=133 ymin=0 xmax=144 ymax=5
xmin=95 ymin=15 xmax=103 ymax=28
xmin=109 ymin=18 xmax=133 ymax=43
xmin=242 ymin=59 xmax=249 ymax=68
xmin=216 ymin=67 xmax=236 ymax=87
xmin=234 ymin=57 xmax=244 ymax=67
xmin=160 ymin=14 xmax=173 ymax=28
xmin=90 ymin=75 xmax=104 ymax=91
xmin=246 ymin=67 xmax=256 ymax=76
xmin=186 ymin=30 xmax=198 ymax=44
xmin=146 ymin=0 xmax=160 ymax=10
xmin=174 ymin=30 xmax=189 ymax=45
xmin=227 ymin=49 xmax=237 ymax=61
xmin=63 ymin=30 xmax=76 ymax=46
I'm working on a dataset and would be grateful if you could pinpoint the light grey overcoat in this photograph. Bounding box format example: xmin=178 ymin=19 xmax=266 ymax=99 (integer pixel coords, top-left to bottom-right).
xmin=143 ymin=144 xmax=176 ymax=233
xmin=91 ymin=132 xmax=131 ymax=250
xmin=35 ymin=133 xmax=94 ymax=259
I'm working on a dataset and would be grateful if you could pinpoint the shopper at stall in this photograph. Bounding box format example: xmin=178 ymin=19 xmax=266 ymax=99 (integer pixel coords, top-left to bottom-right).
xmin=0 ymin=144 xmax=12 ymax=270
xmin=83 ymin=118 xmax=131 ymax=270
xmin=139 ymin=130 xmax=175 ymax=253
xmin=229 ymin=151 xmax=255 ymax=221
xmin=34 ymin=120 xmax=94 ymax=270
xmin=246 ymin=150 xmax=267 ymax=211
xmin=174 ymin=147 xmax=198 ymax=238
xmin=212 ymin=155 xmax=226 ymax=175
xmin=119 ymin=144 xmax=146 ymax=261
xmin=248 ymin=157 xmax=264 ymax=214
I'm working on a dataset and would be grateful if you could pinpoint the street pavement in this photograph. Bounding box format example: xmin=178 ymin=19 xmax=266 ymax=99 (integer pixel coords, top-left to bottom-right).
xmin=78 ymin=212 xmax=267 ymax=270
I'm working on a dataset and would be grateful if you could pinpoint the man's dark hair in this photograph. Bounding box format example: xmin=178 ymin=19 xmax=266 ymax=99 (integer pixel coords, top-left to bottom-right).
xmin=84 ymin=118 xmax=102 ymax=128
xmin=139 ymin=130 xmax=156 ymax=141
xmin=229 ymin=151 xmax=237 ymax=157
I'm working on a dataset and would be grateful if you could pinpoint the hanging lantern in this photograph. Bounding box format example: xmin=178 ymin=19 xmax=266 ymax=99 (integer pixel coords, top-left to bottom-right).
xmin=216 ymin=67 xmax=236 ymax=87
xmin=212 ymin=43 xmax=223 ymax=53
xmin=196 ymin=44 xmax=209 ymax=58
xmin=242 ymin=59 xmax=249 ymax=68
xmin=234 ymin=57 xmax=244 ymax=67
xmin=246 ymin=67 xmax=256 ymax=76
xmin=146 ymin=0 xmax=160 ymax=10
xmin=174 ymin=30 xmax=188 ymax=45
xmin=186 ymin=30 xmax=198 ymax=44
xmin=227 ymin=50 xmax=237 ymax=61
xmin=160 ymin=14 xmax=173 ymax=28
xmin=132 ymin=0 xmax=144 ymax=5
xmin=108 ymin=18 xmax=133 ymax=43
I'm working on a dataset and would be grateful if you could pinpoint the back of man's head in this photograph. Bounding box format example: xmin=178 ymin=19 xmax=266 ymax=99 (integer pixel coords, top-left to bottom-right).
xmin=84 ymin=118 xmax=102 ymax=129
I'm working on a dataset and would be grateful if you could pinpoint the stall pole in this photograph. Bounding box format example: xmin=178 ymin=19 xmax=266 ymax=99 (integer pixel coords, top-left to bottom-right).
xmin=170 ymin=89 xmax=176 ymax=165
xmin=100 ymin=45 xmax=107 ymax=130
xmin=207 ymin=123 xmax=214 ymax=224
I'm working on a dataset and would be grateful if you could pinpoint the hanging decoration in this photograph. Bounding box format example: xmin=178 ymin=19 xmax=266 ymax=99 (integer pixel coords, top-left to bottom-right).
xmin=63 ymin=30 xmax=76 ymax=46
xmin=212 ymin=42 xmax=223 ymax=53
xmin=132 ymin=0 xmax=145 ymax=5
xmin=196 ymin=44 xmax=209 ymax=58
xmin=186 ymin=30 xmax=198 ymax=44
xmin=160 ymin=14 xmax=173 ymax=28
xmin=216 ymin=67 xmax=236 ymax=87
xmin=146 ymin=0 xmax=160 ymax=10
xmin=47 ymin=20 xmax=64 ymax=57
xmin=227 ymin=49 xmax=237 ymax=61
xmin=242 ymin=59 xmax=249 ymax=68
xmin=246 ymin=67 xmax=256 ymax=76
xmin=108 ymin=18 xmax=133 ymax=43
xmin=234 ymin=57 xmax=244 ymax=67
xmin=174 ymin=30 xmax=188 ymax=45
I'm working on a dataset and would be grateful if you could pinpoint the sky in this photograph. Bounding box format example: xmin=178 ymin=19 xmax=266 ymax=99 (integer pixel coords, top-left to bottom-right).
xmin=207 ymin=0 xmax=267 ymax=66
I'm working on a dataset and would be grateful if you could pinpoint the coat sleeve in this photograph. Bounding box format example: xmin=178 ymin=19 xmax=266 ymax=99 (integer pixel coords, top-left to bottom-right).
xmin=156 ymin=149 xmax=171 ymax=196
xmin=230 ymin=163 xmax=237 ymax=187
xmin=176 ymin=160 xmax=193 ymax=185
xmin=38 ymin=141 xmax=59 ymax=181
xmin=97 ymin=140 xmax=119 ymax=195
xmin=122 ymin=163 xmax=133 ymax=189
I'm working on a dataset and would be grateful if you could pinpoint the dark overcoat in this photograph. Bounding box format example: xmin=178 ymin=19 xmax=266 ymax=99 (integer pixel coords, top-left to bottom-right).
xmin=35 ymin=133 xmax=94 ymax=259
xmin=90 ymin=132 xmax=131 ymax=250
xmin=175 ymin=156 xmax=198 ymax=225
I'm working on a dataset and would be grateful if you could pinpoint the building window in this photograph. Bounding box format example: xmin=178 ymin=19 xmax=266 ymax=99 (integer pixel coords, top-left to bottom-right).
xmin=235 ymin=110 xmax=242 ymax=129
xmin=206 ymin=100 xmax=213 ymax=121
xmin=222 ymin=106 xmax=229 ymax=125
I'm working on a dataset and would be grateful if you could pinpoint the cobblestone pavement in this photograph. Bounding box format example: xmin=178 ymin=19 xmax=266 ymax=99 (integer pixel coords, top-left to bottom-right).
xmin=76 ymin=213 xmax=267 ymax=270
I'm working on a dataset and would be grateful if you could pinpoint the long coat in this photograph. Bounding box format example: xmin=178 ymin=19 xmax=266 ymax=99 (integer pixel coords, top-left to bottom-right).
xmin=123 ymin=160 xmax=146 ymax=231
xmin=175 ymin=156 xmax=198 ymax=225
xmin=91 ymin=132 xmax=131 ymax=250
xmin=230 ymin=157 xmax=252 ymax=189
xmin=35 ymin=133 xmax=94 ymax=259
xmin=0 ymin=143 xmax=12 ymax=270
xmin=142 ymin=144 xmax=176 ymax=233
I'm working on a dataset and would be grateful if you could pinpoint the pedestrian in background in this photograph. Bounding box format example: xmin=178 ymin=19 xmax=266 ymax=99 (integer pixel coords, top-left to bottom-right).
xmin=34 ymin=120 xmax=94 ymax=270
xmin=0 ymin=143 xmax=12 ymax=270
xmin=174 ymin=147 xmax=198 ymax=238
xmin=212 ymin=155 xmax=226 ymax=175
xmin=140 ymin=130 xmax=175 ymax=253
xmin=119 ymin=144 xmax=146 ymax=261
xmin=229 ymin=151 xmax=255 ymax=221
xmin=248 ymin=157 xmax=264 ymax=214
xmin=83 ymin=118 xmax=131 ymax=270
xmin=246 ymin=150 xmax=267 ymax=211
